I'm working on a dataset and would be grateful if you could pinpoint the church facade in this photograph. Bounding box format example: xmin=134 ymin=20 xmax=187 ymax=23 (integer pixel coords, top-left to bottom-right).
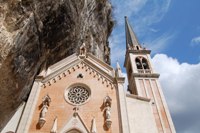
xmin=3 ymin=17 xmax=175 ymax=133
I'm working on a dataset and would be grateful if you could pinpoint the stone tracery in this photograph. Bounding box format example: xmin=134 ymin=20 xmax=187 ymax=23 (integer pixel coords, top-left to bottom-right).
xmin=67 ymin=86 xmax=89 ymax=105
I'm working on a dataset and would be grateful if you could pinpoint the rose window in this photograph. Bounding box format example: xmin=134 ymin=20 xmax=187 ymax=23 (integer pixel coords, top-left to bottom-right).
xmin=67 ymin=86 xmax=89 ymax=105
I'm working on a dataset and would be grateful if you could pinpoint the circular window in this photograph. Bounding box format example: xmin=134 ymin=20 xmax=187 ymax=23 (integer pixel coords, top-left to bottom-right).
xmin=65 ymin=86 xmax=90 ymax=105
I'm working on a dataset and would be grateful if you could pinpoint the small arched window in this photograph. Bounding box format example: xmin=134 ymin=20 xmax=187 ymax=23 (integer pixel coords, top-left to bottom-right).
xmin=135 ymin=58 xmax=142 ymax=69
xmin=142 ymin=58 xmax=149 ymax=69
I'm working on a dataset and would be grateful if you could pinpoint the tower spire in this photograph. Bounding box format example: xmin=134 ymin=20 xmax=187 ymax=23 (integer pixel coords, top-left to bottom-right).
xmin=125 ymin=16 xmax=140 ymax=49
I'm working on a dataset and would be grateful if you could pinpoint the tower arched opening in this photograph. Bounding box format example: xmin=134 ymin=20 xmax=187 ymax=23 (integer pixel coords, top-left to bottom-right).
xmin=141 ymin=58 xmax=149 ymax=69
xmin=135 ymin=58 xmax=142 ymax=69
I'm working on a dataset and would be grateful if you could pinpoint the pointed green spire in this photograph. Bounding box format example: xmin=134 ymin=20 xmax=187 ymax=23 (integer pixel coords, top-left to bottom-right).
xmin=125 ymin=16 xmax=140 ymax=49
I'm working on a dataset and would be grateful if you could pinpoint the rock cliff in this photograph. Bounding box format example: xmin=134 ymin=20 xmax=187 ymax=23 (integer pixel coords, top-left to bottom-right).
xmin=0 ymin=0 xmax=113 ymax=130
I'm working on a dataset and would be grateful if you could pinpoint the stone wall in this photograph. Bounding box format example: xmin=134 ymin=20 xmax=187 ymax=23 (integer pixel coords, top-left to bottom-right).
xmin=126 ymin=95 xmax=158 ymax=133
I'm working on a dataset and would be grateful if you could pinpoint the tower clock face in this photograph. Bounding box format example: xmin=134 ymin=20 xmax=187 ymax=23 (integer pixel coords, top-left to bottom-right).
xmin=65 ymin=85 xmax=90 ymax=105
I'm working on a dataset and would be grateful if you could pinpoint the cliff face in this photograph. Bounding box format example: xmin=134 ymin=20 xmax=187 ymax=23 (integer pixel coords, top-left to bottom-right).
xmin=0 ymin=0 xmax=113 ymax=130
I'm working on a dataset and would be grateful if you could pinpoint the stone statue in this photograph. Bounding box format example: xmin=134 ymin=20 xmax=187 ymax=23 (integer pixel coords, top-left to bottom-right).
xmin=79 ymin=43 xmax=87 ymax=55
xmin=103 ymin=96 xmax=112 ymax=128
xmin=42 ymin=94 xmax=51 ymax=106
xmin=105 ymin=103 xmax=111 ymax=120
xmin=103 ymin=96 xmax=112 ymax=107
xmin=39 ymin=94 xmax=51 ymax=127
xmin=40 ymin=104 xmax=48 ymax=119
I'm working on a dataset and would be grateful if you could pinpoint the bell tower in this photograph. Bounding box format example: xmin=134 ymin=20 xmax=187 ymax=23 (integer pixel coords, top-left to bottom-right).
xmin=124 ymin=16 xmax=176 ymax=133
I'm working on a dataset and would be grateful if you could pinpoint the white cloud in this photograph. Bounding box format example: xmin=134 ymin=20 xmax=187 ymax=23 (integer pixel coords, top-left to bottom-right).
xmin=109 ymin=34 xmax=126 ymax=66
xmin=109 ymin=32 xmax=124 ymax=48
xmin=111 ymin=0 xmax=148 ymax=25
xmin=133 ymin=0 xmax=171 ymax=36
xmin=152 ymin=54 xmax=200 ymax=132
xmin=191 ymin=36 xmax=200 ymax=46
xmin=149 ymin=28 xmax=159 ymax=33
xmin=145 ymin=32 xmax=176 ymax=53
xmin=109 ymin=31 xmax=126 ymax=66
xmin=111 ymin=0 xmax=171 ymax=35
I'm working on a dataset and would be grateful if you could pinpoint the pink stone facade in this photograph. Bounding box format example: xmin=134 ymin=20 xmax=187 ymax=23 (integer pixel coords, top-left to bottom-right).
xmin=28 ymin=65 xmax=120 ymax=133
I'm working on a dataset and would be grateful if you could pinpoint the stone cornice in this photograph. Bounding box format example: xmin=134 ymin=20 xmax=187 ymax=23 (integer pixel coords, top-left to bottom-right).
xmin=87 ymin=53 xmax=114 ymax=71
xmin=82 ymin=60 xmax=115 ymax=83
xmin=115 ymin=77 xmax=125 ymax=84
xmin=42 ymin=60 xmax=81 ymax=83
xmin=132 ymin=73 xmax=160 ymax=78
xmin=127 ymin=49 xmax=151 ymax=54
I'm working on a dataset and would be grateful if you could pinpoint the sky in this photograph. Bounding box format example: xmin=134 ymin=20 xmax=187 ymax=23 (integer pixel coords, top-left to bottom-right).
xmin=109 ymin=0 xmax=200 ymax=133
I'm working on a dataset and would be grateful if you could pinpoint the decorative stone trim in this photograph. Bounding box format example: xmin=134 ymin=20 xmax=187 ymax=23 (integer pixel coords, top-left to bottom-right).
xmin=41 ymin=62 xmax=115 ymax=89
xmin=50 ymin=117 xmax=57 ymax=133
xmin=91 ymin=117 xmax=97 ymax=133
xmin=127 ymin=49 xmax=151 ymax=54
xmin=132 ymin=73 xmax=160 ymax=78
